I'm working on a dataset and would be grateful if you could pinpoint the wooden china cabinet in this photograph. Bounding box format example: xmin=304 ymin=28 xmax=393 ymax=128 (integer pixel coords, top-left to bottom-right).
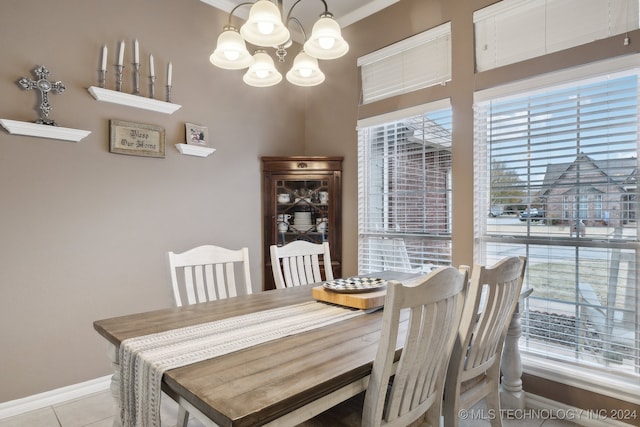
xmin=261 ymin=156 xmax=343 ymax=291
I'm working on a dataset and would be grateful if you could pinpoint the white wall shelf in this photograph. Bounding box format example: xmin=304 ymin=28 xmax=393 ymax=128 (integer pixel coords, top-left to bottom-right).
xmin=88 ymin=86 xmax=182 ymax=114
xmin=175 ymin=143 xmax=216 ymax=157
xmin=0 ymin=119 xmax=91 ymax=142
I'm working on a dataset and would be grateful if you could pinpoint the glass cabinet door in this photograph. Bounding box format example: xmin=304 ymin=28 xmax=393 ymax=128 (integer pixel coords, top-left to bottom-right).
xmin=274 ymin=177 xmax=330 ymax=246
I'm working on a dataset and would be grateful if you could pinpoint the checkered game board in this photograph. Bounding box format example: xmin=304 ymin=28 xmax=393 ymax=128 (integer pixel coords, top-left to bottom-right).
xmin=323 ymin=277 xmax=387 ymax=293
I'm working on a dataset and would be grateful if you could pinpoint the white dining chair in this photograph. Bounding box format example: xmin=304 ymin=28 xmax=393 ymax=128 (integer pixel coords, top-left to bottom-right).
xmin=443 ymin=256 xmax=526 ymax=427
xmin=168 ymin=244 xmax=252 ymax=306
xmin=270 ymin=240 xmax=333 ymax=288
xmin=167 ymin=244 xmax=252 ymax=427
xmin=300 ymin=266 xmax=468 ymax=427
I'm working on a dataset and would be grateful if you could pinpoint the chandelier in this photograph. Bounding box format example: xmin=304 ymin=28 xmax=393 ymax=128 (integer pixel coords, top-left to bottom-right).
xmin=210 ymin=0 xmax=349 ymax=87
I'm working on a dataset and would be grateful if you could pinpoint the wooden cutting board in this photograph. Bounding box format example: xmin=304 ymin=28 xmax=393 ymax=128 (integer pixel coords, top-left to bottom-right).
xmin=311 ymin=272 xmax=425 ymax=310
xmin=311 ymin=285 xmax=387 ymax=309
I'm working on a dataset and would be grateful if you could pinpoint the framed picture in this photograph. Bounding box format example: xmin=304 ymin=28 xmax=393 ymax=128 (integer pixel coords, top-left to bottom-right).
xmin=109 ymin=120 xmax=165 ymax=158
xmin=185 ymin=123 xmax=209 ymax=147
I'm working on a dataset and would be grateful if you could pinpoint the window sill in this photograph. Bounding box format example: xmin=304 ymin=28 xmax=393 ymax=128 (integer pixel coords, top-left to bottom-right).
xmin=522 ymin=354 xmax=640 ymax=405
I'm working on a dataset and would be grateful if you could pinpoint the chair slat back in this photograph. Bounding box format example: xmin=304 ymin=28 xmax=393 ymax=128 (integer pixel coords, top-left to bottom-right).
xmin=362 ymin=266 xmax=468 ymax=427
xmin=168 ymin=245 xmax=252 ymax=306
xmin=460 ymin=256 xmax=526 ymax=380
xmin=270 ymin=241 xmax=333 ymax=288
xmin=442 ymin=256 xmax=526 ymax=426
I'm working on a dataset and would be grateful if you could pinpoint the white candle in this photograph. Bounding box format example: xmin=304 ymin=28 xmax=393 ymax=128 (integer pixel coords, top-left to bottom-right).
xmin=118 ymin=40 xmax=125 ymax=65
xmin=149 ymin=54 xmax=155 ymax=77
xmin=167 ymin=62 xmax=172 ymax=86
xmin=101 ymin=45 xmax=107 ymax=70
xmin=134 ymin=39 xmax=139 ymax=63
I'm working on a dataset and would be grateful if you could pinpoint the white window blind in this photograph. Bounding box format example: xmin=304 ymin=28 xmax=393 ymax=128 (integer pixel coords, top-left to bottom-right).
xmin=474 ymin=66 xmax=640 ymax=394
xmin=474 ymin=0 xmax=640 ymax=72
xmin=358 ymin=22 xmax=451 ymax=104
xmin=358 ymin=100 xmax=452 ymax=275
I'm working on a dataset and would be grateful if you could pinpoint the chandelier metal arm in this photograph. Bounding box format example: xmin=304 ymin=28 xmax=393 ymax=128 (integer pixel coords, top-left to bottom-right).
xmin=287 ymin=16 xmax=307 ymax=41
xmin=226 ymin=1 xmax=331 ymax=34
xmin=274 ymin=14 xmax=305 ymax=61
xmin=227 ymin=2 xmax=254 ymax=26
xmin=277 ymin=0 xmax=330 ymax=60
xmin=285 ymin=0 xmax=330 ymax=24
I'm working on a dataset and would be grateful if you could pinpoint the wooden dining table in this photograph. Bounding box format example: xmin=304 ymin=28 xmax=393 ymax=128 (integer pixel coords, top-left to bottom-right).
xmin=93 ymin=271 xmax=420 ymax=427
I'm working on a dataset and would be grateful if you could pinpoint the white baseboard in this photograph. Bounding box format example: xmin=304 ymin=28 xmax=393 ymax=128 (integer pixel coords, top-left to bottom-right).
xmin=526 ymin=393 xmax=635 ymax=427
xmin=0 ymin=376 xmax=111 ymax=420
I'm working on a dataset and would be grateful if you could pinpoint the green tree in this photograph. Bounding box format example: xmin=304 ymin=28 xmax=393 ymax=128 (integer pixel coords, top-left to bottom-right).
xmin=491 ymin=161 xmax=525 ymax=207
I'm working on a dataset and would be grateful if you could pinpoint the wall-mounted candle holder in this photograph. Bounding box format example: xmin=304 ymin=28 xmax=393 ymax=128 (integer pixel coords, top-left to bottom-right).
xmin=96 ymin=43 xmax=174 ymax=102
xmin=132 ymin=63 xmax=140 ymax=95
xmin=115 ymin=65 xmax=124 ymax=92
xmin=149 ymin=75 xmax=156 ymax=99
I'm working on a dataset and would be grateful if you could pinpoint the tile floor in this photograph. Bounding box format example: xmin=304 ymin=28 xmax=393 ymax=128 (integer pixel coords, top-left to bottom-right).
xmin=0 ymin=390 xmax=578 ymax=427
xmin=0 ymin=391 xmax=206 ymax=427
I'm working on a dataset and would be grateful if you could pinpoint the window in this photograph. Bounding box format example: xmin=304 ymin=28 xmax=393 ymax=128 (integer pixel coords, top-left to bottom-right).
xmin=474 ymin=0 xmax=640 ymax=72
xmin=358 ymin=23 xmax=451 ymax=104
xmin=595 ymin=194 xmax=603 ymax=220
xmin=474 ymin=59 xmax=640 ymax=397
xmin=358 ymin=100 xmax=452 ymax=275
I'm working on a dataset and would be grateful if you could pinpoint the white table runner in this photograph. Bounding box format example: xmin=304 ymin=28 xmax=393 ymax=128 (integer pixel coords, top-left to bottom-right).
xmin=119 ymin=301 xmax=364 ymax=427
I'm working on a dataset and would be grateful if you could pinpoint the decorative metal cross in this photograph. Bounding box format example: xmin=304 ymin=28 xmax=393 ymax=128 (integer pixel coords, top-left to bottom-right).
xmin=18 ymin=65 xmax=66 ymax=126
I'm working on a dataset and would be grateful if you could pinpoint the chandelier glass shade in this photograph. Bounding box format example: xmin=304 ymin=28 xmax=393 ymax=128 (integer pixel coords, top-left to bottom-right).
xmin=210 ymin=26 xmax=254 ymax=70
xmin=243 ymin=50 xmax=283 ymax=87
xmin=240 ymin=0 xmax=291 ymax=47
xmin=286 ymin=51 xmax=325 ymax=86
xmin=210 ymin=0 xmax=349 ymax=87
xmin=303 ymin=13 xmax=349 ymax=60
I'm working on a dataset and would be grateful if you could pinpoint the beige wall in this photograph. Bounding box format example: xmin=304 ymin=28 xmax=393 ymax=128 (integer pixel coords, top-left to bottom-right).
xmin=0 ymin=0 xmax=307 ymax=402
xmin=2 ymin=0 xmax=639 ymax=412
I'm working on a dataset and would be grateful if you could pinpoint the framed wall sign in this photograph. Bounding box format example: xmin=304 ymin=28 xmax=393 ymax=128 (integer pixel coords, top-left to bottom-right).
xmin=110 ymin=120 xmax=165 ymax=158
xmin=185 ymin=123 xmax=209 ymax=147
